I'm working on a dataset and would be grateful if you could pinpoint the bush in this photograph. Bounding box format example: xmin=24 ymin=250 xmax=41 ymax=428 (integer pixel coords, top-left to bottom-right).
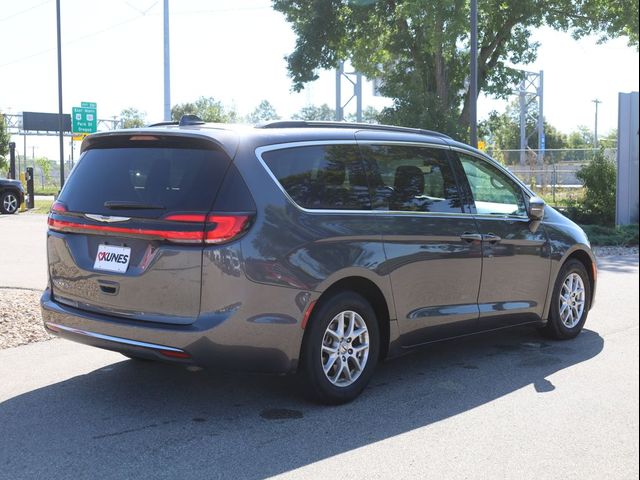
xmin=581 ymin=224 xmax=639 ymax=246
xmin=573 ymin=149 xmax=616 ymax=226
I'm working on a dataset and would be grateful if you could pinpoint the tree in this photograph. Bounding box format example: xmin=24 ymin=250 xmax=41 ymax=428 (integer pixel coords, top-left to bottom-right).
xmin=0 ymin=113 xmax=10 ymax=174
xmin=35 ymin=157 xmax=51 ymax=185
xmin=479 ymin=101 xmax=567 ymax=155
xmin=120 ymin=108 xmax=147 ymax=128
xmin=273 ymin=0 xmax=639 ymax=140
xmin=346 ymin=106 xmax=380 ymax=123
xmin=292 ymin=104 xmax=336 ymax=121
xmin=566 ymin=126 xmax=594 ymax=149
xmin=246 ymin=100 xmax=281 ymax=124
xmin=576 ymin=148 xmax=617 ymax=225
xmin=171 ymin=97 xmax=238 ymax=123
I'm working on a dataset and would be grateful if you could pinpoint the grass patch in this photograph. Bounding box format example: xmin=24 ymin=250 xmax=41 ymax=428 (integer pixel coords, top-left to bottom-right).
xmin=30 ymin=198 xmax=53 ymax=214
xmin=581 ymin=224 xmax=639 ymax=246
xmin=34 ymin=187 xmax=59 ymax=196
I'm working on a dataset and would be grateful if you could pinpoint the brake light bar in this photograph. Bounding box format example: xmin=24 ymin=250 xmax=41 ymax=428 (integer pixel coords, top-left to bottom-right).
xmin=47 ymin=213 xmax=251 ymax=245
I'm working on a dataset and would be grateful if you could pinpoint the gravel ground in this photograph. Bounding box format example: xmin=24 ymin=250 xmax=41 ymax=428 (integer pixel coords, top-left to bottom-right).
xmin=593 ymin=245 xmax=639 ymax=257
xmin=0 ymin=246 xmax=637 ymax=350
xmin=0 ymin=288 xmax=52 ymax=350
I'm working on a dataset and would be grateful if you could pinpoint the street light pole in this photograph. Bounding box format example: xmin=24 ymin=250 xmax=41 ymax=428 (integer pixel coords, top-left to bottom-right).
xmin=56 ymin=0 xmax=65 ymax=188
xmin=469 ymin=0 xmax=478 ymax=147
xmin=592 ymin=99 xmax=601 ymax=148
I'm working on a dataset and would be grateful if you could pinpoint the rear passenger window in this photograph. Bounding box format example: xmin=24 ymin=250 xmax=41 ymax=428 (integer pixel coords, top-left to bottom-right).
xmin=360 ymin=145 xmax=463 ymax=213
xmin=262 ymin=145 xmax=371 ymax=210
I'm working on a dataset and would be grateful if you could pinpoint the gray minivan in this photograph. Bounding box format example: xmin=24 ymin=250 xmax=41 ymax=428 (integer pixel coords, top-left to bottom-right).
xmin=41 ymin=119 xmax=596 ymax=403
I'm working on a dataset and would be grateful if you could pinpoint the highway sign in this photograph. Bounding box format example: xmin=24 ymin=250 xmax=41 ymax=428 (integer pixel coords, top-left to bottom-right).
xmin=72 ymin=102 xmax=97 ymax=134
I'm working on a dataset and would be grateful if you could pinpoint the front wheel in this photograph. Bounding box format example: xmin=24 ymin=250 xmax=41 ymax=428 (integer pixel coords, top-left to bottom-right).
xmin=300 ymin=292 xmax=380 ymax=404
xmin=541 ymin=259 xmax=592 ymax=340
xmin=1 ymin=191 xmax=19 ymax=214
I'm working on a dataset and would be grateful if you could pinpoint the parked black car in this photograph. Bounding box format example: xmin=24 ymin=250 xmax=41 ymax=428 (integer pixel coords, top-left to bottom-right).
xmin=41 ymin=119 xmax=597 ymax=403
xmin=0 ymin=178 xmax=24 ymax=214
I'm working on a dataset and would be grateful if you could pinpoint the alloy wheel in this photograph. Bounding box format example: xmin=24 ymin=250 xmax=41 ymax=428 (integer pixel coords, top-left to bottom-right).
xmin=559 ymin=272 xmax=586 ymax=328
xmin=320 ymin=310 xmax=370 ymax=387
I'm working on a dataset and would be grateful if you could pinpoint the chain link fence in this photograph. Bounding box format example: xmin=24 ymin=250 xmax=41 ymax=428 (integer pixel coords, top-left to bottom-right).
xmin=487 ymin=148 xmax=617 ymax=189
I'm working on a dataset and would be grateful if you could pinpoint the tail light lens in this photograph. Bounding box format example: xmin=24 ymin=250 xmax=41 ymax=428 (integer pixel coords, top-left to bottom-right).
xmin=48 ymin=213 xmax=252 ymax=245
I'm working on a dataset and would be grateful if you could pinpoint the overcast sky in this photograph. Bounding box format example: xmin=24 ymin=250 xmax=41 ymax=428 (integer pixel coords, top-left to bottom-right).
xmin=1 ymin=0 xmax=638 ymax=159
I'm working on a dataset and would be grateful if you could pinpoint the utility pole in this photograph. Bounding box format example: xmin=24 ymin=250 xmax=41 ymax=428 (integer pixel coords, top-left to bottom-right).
xmin=163 ymin=0 xmax=171 ymax=121
xmin=335 ymin=61 xmax=344 ymax=121
xmin=469 ymin=0 xmax=478 ymax=147
xmin=592 ymin=99 xmax=601 ymax=148
xmin=56 ymin=0 xmax=65 ymax=188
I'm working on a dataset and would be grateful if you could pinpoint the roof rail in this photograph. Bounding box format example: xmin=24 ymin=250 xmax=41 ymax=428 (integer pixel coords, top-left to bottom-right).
xmin=257 ymin=120 xmax=451 ymax=139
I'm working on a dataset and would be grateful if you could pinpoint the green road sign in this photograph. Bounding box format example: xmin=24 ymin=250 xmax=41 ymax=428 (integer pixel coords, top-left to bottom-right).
xmin=72 ymin=102 xmax=97 ymax=133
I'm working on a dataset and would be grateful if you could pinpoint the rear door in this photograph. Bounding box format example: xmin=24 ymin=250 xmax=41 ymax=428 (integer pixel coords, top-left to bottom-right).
xmin=357 ymin=140 xmax=482 ymax=346
xmin=47 ymin=134 xmax=232 ymax=325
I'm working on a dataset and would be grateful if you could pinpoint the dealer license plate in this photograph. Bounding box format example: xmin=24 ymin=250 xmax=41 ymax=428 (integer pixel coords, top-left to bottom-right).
xmin=94 ymin=244 xmax=131 ymax=273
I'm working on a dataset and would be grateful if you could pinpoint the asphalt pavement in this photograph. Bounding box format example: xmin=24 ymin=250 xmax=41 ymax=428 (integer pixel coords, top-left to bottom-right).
xmin=0 ymin=213 xmax=638 ymax=479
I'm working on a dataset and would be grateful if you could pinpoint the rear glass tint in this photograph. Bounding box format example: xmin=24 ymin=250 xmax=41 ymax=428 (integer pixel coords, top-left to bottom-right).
xmin=262 ymin=145 xmax=371 ymax=210
xmin=59 ymin=144 xmax=231 ymax=218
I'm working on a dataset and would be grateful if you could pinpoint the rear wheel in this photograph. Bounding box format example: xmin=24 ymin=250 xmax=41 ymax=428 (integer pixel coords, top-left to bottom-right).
xmin=300 ymin=292 xmax=379 ymax=404
xmin=1 ymin=191 xmax=19 ymax=214
xmin=541 ymin=259 xmax=591 ymax=340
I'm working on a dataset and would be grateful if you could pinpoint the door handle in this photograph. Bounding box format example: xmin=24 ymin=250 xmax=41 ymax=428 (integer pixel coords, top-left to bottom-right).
xmin=482 ymin=233 xmax=502 ymax=243
xmin=460 ymin=232 xmax=483 ymax=242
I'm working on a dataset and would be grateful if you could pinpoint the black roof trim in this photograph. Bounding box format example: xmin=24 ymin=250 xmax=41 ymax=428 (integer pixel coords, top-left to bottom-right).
xmin=146 ymin=115 xmax=206 ymax=128
xmin=146 ymin=120 xmax=178 ymax=127
xmin=257 ymin=120 xmax=451 ymax=139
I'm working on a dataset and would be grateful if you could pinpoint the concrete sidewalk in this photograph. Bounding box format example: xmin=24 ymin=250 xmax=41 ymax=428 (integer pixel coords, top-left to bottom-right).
xmin=0 ymin=213 xmax=48 ymax=290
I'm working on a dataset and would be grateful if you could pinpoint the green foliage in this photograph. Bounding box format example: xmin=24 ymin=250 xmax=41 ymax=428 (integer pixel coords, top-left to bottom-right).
xmin=346 ymin=106 xmax=380 ymax=123
xmin=580 ymin=224 xmax=639 ymax=246
xmin=566 ymin=125 xmax=594 ymax=149
xmin=246 ymin=100 xmax=281 ymax=124
xmin=35 ymin=157 xmax=51 ymax=184
xmin=0 ymin=113 xmax=11 ymax=173
xmin=292 ymin=104 xmax=336 ymax=121
xmin=567 ymin=148 xmax=617 ymax=226
xmin=273 ymin=0 xmax=638 ymax=140
xmin=171 ymin=97 xmax=238 ymax=123
xmin=120 ymin=108 xmax=147 ymax=129
xmin=479 ymin=104 xmax=568 ymax=153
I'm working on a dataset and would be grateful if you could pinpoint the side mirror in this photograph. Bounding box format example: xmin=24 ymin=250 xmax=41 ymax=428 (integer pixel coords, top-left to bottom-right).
xmin=527 ymin=196 xmax=546 ymax=221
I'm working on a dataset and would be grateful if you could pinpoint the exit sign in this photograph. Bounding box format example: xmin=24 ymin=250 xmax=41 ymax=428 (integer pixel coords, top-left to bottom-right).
xmin=72 ymin=102 xmax=97 ymax=134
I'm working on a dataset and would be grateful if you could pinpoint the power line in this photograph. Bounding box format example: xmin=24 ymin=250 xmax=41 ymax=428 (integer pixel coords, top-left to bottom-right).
xmin=0 ymin=0 xmax=52 ymax=23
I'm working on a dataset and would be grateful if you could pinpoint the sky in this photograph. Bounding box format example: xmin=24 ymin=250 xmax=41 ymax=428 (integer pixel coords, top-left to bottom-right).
xmin=0 ymin=0 xmax=638 ymax=160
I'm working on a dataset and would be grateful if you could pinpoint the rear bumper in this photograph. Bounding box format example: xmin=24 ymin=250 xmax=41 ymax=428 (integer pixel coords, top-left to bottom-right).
xmin=40 ymin=288 xmax=299 ymax=373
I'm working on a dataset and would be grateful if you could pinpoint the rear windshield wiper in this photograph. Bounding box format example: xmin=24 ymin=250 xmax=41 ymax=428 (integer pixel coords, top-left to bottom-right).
xmin=104 ymin=201 xmax=165 ymax=210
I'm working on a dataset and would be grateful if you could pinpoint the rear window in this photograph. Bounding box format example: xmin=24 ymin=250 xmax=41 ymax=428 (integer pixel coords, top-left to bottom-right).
xmin=59 ymin=144 xmax=231 ymax=218
xmin=261 ymin=145 xmax=371 ymax=210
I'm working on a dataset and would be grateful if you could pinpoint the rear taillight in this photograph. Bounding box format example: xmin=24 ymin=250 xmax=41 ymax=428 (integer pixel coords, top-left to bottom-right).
xmin=50 ymin=201 xmax=67 ymax=213
xmin=47 ymin=213 xmax=252 ymax=245
xmin=205 ymin=215 xmax=250 ymax=244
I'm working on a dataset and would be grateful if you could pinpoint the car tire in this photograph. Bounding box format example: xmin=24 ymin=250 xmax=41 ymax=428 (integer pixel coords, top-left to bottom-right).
xmin=540 ymin=259 xmax=591 ymax=340
xmin=1 ymin=191 xmax=19 ymax=214
xmin=299 ymin=291 xmax=380 ymax=404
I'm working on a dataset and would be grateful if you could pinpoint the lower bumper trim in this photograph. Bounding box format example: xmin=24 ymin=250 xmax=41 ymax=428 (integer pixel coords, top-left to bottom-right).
xmin=45 ymin=322 xmax=187 ymax=354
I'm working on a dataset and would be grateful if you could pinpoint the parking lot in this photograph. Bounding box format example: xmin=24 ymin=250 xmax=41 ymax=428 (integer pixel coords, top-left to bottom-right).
xmin=0 ymin=212 xmax=638 ymax=479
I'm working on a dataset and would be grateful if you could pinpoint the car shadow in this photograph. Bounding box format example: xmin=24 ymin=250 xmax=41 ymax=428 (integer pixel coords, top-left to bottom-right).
xmin=0 ymin=326 xmax=603 ymax=479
